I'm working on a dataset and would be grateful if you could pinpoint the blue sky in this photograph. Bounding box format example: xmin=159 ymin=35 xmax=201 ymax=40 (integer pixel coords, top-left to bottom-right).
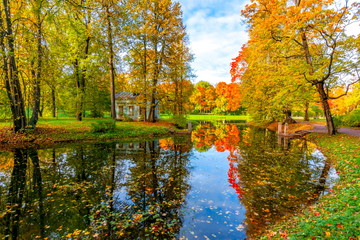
xmin=177 ymin=0 xmax=249 ymax=85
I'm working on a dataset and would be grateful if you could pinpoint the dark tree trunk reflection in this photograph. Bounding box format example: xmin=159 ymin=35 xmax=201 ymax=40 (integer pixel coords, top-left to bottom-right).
xmin=29 ymin=148 xmax=45 ymax=239
xmin=4 ymin=149 xmax=27 ymax=240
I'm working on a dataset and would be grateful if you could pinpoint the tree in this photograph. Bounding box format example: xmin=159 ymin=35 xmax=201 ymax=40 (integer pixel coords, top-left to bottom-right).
xmin=125 ymin=0 xmax=191 ymax=122
xmin=158 ymin=80 xmax=194 ymax=115
xmin=190 ymin=81 xmax=216 ymax=113
xmin=214 ymin=82 xmax=242 ymax=113
xmin=28 ymin=0 xmax=46 ymax=127
xmin=0 ymin=0 xmax=27 ymax=132
xmin=98 ymin=0 xmax=126 ymax=120
xmin=236 ymin=0 xmax=360 ymax=134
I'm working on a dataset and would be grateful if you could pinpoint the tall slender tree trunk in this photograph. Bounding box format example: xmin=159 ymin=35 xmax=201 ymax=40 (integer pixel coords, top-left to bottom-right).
xmin=1 ymin=0 xmax=26 ymax=132
xmin=74 ymin=59 xmax=84 ymax=121
xmin=143 ymin=37 xmax=148 ymax=122
xmin=75 ymin=35 xmax=89 ymax=121
xmin=51 ymin=87 xmax=56 ymax=118
xmin=179 ymin=76 xmax=184 ymax=115
xmin=106 ymin=6 xmax=116 ymax=120
xmin=29 ymin=1 xmax=42 ymax=128
xmin=149 ymin=84 xmax=157 ymax=122
xmin=174 ymin=77 xmax=179 ymax=115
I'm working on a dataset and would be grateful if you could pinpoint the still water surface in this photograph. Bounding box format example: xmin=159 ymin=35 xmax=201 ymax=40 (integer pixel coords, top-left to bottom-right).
xmin=0 ymin=124 xmax=337 ymax=239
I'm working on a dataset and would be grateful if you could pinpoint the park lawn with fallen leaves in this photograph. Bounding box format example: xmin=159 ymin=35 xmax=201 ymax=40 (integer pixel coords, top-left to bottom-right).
xmin=262 ymin=133 xmax=360 ymax=239
xmin=0 ymin=118 xmax=173 ymax=146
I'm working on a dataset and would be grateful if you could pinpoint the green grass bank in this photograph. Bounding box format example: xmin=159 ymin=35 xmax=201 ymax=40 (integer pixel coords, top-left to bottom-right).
xmin=261 ymin=133 xmax=360 ymax=239
xmin=0 ymin=118 xmax=172 ymax=147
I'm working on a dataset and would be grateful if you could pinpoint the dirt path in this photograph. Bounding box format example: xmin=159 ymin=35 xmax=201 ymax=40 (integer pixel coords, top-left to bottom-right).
xmin=305 ymin=123 xmax=360 ymax=138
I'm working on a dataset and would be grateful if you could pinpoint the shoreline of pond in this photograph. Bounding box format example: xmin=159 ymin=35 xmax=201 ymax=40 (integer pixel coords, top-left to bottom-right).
xmin=260 ymin=133 xmax=360 ymax=239
xmin=0 ymin=122 xmax=179 ymax=150
xmin=0 ymin=121 xmax=320 ymax=150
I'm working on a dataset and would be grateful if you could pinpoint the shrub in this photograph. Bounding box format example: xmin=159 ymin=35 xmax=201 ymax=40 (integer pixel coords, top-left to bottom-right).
xmin=332 ymin=115 xmax=342 ymax=131
xmin=335 ymin=108 xmax=360 ymax=127
xmin=89 ymin=110 xmax=103 ymax=118
xmin=118 ymin=113 xmax=133 ymax=122
xmin=90 ymin=120 xmax=116 ymax=133
xmin=172 ymin=115 xmax=188 ymax=129
xmin=343 ymin=108 xmax=360 ymax=127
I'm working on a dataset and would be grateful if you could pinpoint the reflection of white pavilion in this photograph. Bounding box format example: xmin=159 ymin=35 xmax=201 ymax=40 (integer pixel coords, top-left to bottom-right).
xmin=113 ymin=140 xmax=161 ymax=209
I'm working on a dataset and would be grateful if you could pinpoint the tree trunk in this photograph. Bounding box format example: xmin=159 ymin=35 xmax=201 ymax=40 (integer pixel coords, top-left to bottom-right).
xmin=1 ymin=0 xmax=26 ymax=132
xmin=51 ymin=87 xmax=56 ymax=118
xmin=106 ymin=6 xmax=116 ymax=120
xmin=304 ymin=102 xmax=309 ymax=121
xmin=75 ymin=34 xmax=89 ymax=122
xmin=29 ymin=2 xmax=42 ymax=128
xmin=74 ymin=59 xmax=83 ymax=121
xmin=174 ymin=77 xmax=179 ymax=115
xmin=284 ymin=110 xmax=296 ymax=123
xmin=299 ymin=28 xmax=335 ymax=134
xmin=148 ymin=87 xmax=157 ymax=122
xmin=316 ymin=82 xmax=336 ymax=135
xmin=142 ymin=37 xmax=148 ymax=122
xmin=179 ymin=77 xmax=184 ymax=115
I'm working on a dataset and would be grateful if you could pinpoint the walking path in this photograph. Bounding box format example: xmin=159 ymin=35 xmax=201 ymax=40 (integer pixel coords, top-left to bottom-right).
xmin=305 ymin=123 xmax=360 ymax=138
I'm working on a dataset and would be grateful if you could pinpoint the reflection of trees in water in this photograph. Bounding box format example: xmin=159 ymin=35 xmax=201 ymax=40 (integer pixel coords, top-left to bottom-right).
xmin=0 ymin=138 xmax=192 ymax=239
xmin=190 ymin=123 xmax=332 ymax=239
xmin=3 ymin=149 xmax=28 ymax=240
xmin=235 ymin=127 xmax=332 ymax=238
xmin=110 ymin=136 xmax=192 ymax=239
xmin=0 ymin=148 xmax=47 ymax=239
xmin=191 ymin=123 xmax=245 ymax=198
xmin=191 ymin=122 xmax=243 ymax=152
xmin=0 ymin=145 xmax=113 ymax=239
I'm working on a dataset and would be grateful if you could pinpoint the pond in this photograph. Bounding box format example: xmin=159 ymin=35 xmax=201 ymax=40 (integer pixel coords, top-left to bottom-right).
xmin=0 ymin=123 xmax=338 ymax=239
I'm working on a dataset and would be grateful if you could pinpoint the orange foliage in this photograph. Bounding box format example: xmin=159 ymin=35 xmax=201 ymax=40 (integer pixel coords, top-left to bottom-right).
xmin=230 ymin=44 xmax=247 ymax=83
xmin=191 ymin=123 xmax=243 ymax=198
xmin=215 ymin=82 xmax=242 ymax=112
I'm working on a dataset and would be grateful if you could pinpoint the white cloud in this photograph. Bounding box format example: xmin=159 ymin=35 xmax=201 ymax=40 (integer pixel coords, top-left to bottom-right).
xmin=178 ymin=0 xmax=250 ymax=85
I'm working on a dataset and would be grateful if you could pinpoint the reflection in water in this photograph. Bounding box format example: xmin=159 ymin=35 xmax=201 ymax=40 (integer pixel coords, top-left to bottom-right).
xmin=191 ymin=123 xmax=337 ymax=239
xmin=0 ymin=136 xmax=192 ymax=239
xmin=238 ymin=129 xmax=335 ymax=238
xmin=0 ymin=124 xmax=337 ymax=239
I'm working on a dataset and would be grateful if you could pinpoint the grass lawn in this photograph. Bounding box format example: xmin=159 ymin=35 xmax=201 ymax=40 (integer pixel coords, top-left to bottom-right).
xmin=261 ymin=133 xmax=360 ymax=239
xmin=0 ymin=118 xmax=173 ymax=146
